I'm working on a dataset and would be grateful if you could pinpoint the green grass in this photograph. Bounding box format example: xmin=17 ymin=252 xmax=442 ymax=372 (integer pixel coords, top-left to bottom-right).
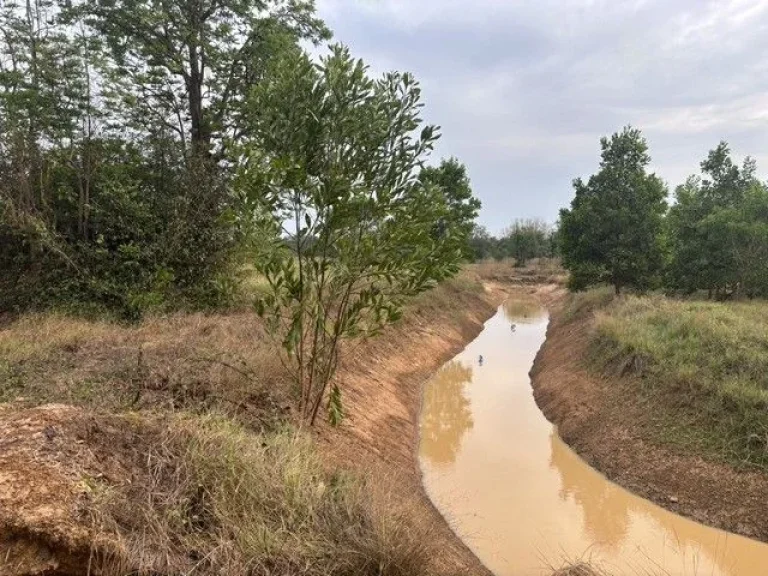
xmin=591 ymin=293 xmax=768 ymax=470
xmin=0 ymin=360 xmax=24 ymax=402
xmin=560 ymin=285 xmax=616 ymax=323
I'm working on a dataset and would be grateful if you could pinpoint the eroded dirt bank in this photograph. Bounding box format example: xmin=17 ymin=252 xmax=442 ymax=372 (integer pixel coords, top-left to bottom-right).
xmin=316 ymin=279 xmax=567 ymax=575
xmin=0 ymin=273 xmax=526 ymax=576
xmin=316 ymin=279 xmax=517 ymax=576
xmin=530 ymin=298 xmax=768 ymax=542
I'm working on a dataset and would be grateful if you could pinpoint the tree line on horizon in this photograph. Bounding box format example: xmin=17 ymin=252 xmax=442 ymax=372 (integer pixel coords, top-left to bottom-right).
xmin=559 ymin=126 xmax=768 ymax=298
xmin=469 ymin=219 xmax=558 ymax=264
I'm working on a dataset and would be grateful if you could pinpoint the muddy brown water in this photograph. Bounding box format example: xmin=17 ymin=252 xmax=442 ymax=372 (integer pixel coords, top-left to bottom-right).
xmin=419 ymin=301 xmax=768 ymax=575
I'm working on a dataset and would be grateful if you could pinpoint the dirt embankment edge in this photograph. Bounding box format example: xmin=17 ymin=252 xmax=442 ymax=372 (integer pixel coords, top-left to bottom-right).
xmin=315 ymin=281 xmax=512 ymax=576
xmin=0 ymin=274 xmax=559 ymax=576
xmin=319 ymin=281 xmax=568 ymax=576
xmin=530 ymin=297 xmax=768 ymax=542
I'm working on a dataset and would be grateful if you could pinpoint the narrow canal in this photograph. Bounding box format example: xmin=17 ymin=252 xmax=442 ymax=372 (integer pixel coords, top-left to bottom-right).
xmin=419 ymin=297 xmax=768 ymax=575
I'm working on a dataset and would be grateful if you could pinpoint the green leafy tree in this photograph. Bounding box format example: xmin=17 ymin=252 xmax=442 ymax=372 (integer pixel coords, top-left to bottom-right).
xmin=500 ymin=218 xmax=552 ymax=266
xmin=546 ymin=224 xmax=560 ymax=258
xmin=468 ymin=224 xmax=499 ymax=261
xmin=0 ymin=0 xmax=92 ymax=220
xmin=735 ymin=185 xmax=768 ymax=296
xmin=667 ymin=142 xmax=760 ymax=298
xmin=418 ymin=158 xmax=481 ymax=259
xmin=239 ymin=45 xmax=464 ymax=425
xmin=559 ymin=126 xmax=667 ymax=294
xmin=82 ymin=0 xmax=330 ymax=156
xmin=1 ymin=0 xmax=319 ymax=314
xmin=0 ymin=0 xmax=109 ymax=305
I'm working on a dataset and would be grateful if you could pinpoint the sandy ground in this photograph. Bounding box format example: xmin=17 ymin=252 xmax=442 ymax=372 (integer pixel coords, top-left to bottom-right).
xmin=531 ymin=296 xmax=768 ymax=542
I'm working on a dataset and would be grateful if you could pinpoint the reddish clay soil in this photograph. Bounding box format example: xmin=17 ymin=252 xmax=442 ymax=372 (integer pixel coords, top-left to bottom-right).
xmin=531 ymin=299 xmax=768 ymax=542
xmin=0 ymin=405 xmax=162 ymax=576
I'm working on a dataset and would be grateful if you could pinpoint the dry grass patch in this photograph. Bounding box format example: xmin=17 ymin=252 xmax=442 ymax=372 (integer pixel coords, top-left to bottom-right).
xmin=404 ymin=270 xmax=484 ymax=318
xmin=0 ymin=271 xmax=493 ymax=420
xmin=115 ymin=415 xmax=445 ymax=574
xmin=116 ymin=416 xmax=440 ymax=576
xmin=470 ymin=258 xmax=566 ymax=285
xmin=1 ymin=406 xmax=445 ymax=576
xmin=34 ymin=409 xmax=439 ymax=576
xmin=0 ymin=272 xmax=490 ymax=426
xmin=0 ymin=311 xmax=290 ymax=426
xmin=559 ymin=285 xmax=615 ymax=323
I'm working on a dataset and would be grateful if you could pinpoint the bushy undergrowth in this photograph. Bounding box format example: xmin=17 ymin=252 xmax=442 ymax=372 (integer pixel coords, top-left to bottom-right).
xmin=96 ymin=415 xmax=439 ymax=576
xmin=590 ymin=293 xmax=768 ymax=469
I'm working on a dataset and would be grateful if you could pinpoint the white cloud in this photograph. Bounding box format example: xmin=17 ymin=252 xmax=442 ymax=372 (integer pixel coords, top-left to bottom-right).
xmin=315 ymin=0 xmax=768 ymax=231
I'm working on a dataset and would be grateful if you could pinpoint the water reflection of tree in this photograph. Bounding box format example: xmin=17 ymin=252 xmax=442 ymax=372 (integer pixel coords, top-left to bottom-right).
xmin=421 ymin=361 xmax=474 ymax=466
xmin=503 ymin=298 xmax=547 ymax=324
xmin=548 ymin=430 xmax=630 ymax=550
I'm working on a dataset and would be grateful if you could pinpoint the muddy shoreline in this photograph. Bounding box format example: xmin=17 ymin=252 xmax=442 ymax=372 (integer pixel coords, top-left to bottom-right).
xmin=318 ymin=281 xmax=565 ymax=575
xmin=316 ymin=281 xmax=505 ymax=576
xmin=530 ymin=297 xmax=768 ymax=543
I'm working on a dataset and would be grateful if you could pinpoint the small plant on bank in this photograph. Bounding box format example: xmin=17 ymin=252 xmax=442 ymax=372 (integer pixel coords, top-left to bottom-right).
xmin=239 ymin=46 xmax=474 ymax=425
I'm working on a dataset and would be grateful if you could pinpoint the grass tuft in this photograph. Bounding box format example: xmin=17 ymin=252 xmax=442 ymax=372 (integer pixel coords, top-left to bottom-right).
xmin=560 ymin=285 xmax=615 ymax=323
xmin=590 ymin=293 xmax=768 ymax=469
xmin=93 ymin=414 xmax=440 ymax=576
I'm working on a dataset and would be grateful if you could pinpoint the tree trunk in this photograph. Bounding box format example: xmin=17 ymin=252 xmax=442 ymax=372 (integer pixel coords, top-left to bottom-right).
xmin=25 ymin=0 xmax=42 ymax=214
xmin=186 ymin=10 xmax=209 ymax=157
xmin=187 ymin=49 xmax=206 ymax=153
xmin=82 ymin=38 xmax=93 ymax=241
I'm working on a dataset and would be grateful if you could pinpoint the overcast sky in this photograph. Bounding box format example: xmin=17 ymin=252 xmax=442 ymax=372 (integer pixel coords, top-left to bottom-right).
xmin=315 ymin=0 xmax=768 ymax=233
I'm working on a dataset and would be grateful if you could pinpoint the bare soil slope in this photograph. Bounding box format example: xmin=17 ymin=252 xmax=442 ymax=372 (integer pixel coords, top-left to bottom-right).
xmin=0 ymin=406 xmax=161 ymax=576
